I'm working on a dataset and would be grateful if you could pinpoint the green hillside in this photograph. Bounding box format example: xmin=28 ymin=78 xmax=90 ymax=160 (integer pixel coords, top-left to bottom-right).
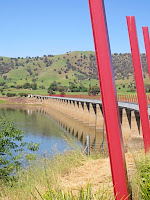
xmin=0 ymin=51 xmax=149 ymax=96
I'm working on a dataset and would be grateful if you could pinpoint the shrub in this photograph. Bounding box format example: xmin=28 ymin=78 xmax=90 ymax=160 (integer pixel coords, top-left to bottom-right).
xmin=88 ymin=85 xmax=100 ymax=95
xmin=0 ymin=117 xmax=40 ymax=180
xmin=31 ymin=83 xmax=37 ymax=90
xmin=18 ymin=93 xmax=28 ymax=97
xmin=6 ymin=93 xmax=16 ymax=97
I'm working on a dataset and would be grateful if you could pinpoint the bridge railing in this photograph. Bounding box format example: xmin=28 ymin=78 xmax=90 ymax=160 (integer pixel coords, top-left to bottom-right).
xmin=49 ymin=94 xmax=150 ymax=104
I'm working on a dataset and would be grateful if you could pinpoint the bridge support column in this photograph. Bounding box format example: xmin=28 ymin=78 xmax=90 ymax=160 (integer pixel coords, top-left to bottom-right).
xmin=56 ymin=99 xmax=60 ymax=111
xmin=121 ymin=109 xmax=131 ymax=143
xmin=48 ymin=98 xmax=52 ymax=107
xmin=78 ymin=102 xmax=84 ymax=122
xmin=73 ymin=101 xmax=79 ymax=120
xmin=70 ymin=101 xmax=75 ymax=118
xmin=60 ymin=100 xmax=64 ymax=113
xmin=96 ymin=104 xmax=103 ymax=130
xmin=83 ymin=103 xmax=90 ymax=124
xmin=67 ymin=101 xmax=73 ymax=117
xmin=55 ymin=99 xmax=60 ymax=111
xmin=89 ymin=103 xmax=96 ymax=127
xmin=62 ymin=100 xmax=67 ymax=114
xmin=131 ymin=111 xmax=139 ymax=136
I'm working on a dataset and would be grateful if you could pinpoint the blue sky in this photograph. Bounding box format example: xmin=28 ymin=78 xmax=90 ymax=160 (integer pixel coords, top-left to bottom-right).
xmin=0 ymin=0 xmax=150 ymax=57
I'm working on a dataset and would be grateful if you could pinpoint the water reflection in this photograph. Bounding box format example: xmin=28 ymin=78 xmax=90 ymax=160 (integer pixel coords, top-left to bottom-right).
xmin=0 ymin=104 xmax=107 ymax=154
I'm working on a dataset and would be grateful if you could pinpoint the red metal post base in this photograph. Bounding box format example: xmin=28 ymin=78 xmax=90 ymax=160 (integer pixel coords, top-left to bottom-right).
xmin=88 ymin=0 xmax=130 ymax=199
xmin=142 ymin=27 xmax=150 ymax=78
xmin=126 ymin=16 xmax=150 ymax=153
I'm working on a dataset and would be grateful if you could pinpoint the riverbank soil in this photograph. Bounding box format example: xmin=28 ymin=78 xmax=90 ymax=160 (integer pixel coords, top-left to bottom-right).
xmin=0 ymin=96 xmax=41 ymax=104
xmin=59 ymin=152 xmax=136 ymax=198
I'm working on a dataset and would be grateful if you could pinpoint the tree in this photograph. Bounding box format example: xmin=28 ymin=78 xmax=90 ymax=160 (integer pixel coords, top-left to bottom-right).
xmin=6 ymin=93 xmax=17 ymax=97
xmin=23 ymin=82 xmax=31 ymax=89
xmin=18 ymin=93 xmax=28 ymax=97
xmin=31 ymin=83 xmax=37 ymax=90
xmin=0 ymin=117 xmax=39 ymax=180
xmin=3 ymin=76 xmax=7 ymax=80
xmin=69 ymin=83 xmax=79 ymax=92
xmin=65 ymin=75 xmax=68 ymax=79
xmin=88 ymin=85 xmax=100 ymax=95
xmin=48 ymin=82 xmax=58 ymax=93
xmin=57 ymin=86 xmax=64 ymax=93
xmin=79 ymin=84 xmax=88 ymax=92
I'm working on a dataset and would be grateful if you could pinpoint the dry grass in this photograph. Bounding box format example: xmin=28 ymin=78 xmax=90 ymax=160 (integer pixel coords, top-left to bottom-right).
xmin=0 ymin=151 xmax=87 ymax=200
xmin=1 ymin=145 xmax=148 ymax=200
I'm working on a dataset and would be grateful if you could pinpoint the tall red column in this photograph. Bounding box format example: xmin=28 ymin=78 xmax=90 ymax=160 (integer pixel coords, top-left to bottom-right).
xmin=142 ymin=27 xmax=150 ymax=78
xmin=88 ymin=0 xmax=130 ymax=199
xmin=126 ymin=16 xmax=150 ymax=153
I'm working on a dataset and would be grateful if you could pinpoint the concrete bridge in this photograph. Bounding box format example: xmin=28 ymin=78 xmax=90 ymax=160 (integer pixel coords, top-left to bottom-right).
xmin=33 ymin=95 xmax=150 ymax=150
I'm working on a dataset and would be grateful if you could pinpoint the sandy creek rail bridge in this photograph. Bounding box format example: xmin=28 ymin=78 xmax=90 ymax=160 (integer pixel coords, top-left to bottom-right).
xmin=33 ymin=95 xmax=150 ymax=142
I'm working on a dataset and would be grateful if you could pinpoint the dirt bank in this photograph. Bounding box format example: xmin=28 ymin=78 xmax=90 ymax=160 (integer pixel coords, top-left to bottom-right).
xmin=59 ymin=152 xmax=136 ymax=197
xmin=0 ymin=96 xmax=42 ymax=105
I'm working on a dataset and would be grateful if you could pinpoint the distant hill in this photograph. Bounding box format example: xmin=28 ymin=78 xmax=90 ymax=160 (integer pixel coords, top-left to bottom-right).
xmin=0 ymin=51 xmax=149 ymax=95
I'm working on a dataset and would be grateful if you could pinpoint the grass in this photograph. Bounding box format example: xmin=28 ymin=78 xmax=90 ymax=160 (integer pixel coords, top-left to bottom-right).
xmin=1 ymin=148 xmax=150 ymax=199
xmin=0 ymin=99 xmax=6 ymax=104
xmin=0 ymin=149 xmax=114 ymax=200
xmin=0 ymin=150 xmax=87 ymax=200
xmin=42 ymin=183 xmax=114 ymax=200
xmin=131 ymin=152 xmax=150 ymax=200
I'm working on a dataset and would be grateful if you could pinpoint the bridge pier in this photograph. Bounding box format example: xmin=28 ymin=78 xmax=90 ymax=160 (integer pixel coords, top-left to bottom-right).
xmin=83 ymin=102 xmax=90 ymax=124
xmin=78 ymin=102 xmax=84 ymax=122
xmin=96 ymin=104 xmax=104 ymax=130
xmin=131 ymin=111 xmax=140 ymax=136
xmin=121 ymin=109 xmax=131 ymax=143
xmin=89 ymin=103 xmax=96 ymax=127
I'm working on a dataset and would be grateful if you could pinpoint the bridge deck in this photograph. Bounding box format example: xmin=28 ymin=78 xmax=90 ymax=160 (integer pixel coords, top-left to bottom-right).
xmin=34 ymin=95 xmax=150 ymax=115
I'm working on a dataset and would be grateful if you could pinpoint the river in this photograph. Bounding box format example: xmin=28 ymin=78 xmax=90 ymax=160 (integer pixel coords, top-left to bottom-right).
xmin=0 ymin=104 xmax=107 ymax=156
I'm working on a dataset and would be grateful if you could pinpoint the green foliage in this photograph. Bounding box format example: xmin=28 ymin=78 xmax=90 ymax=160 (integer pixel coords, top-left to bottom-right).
xmin=40 ymin=183 xmax=113 ymax=200
xmin=79 ymin=84 xmax=88 ymax=92
xmin=48 ymin=82 xmax=58 ymax=93
xmin=88 ymin=85 xmax=100 ymax=95
xmin=6 ymin=93 xmax=17 ymax=97
xmin=0 ymin=82 xmax=6 ymax=86
xmin=23 ymin=82 xmax=31 ymax=89
xmin=22 ymin=82 xmax=37 ymax=90
xmin=136 ymin=153 xmax=150 ymax=199
xmin=69 ymin=83 xmax=80 ymax=92
xmin=0 ymin=117 xmax=40 ymax=180
xmin=18 ymin=93 xmax=28 ymax=97
xmin=31 ymin=83 xmax=37 ymax=90
xmin=0 ymin=100 xmax=6 ymax=104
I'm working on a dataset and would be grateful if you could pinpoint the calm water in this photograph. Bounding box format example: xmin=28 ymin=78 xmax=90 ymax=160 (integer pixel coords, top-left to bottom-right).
xmin=0 ymin=104 xmax=107 ymax=156
xmin=0 ymin=105 xmax=81 ymax=156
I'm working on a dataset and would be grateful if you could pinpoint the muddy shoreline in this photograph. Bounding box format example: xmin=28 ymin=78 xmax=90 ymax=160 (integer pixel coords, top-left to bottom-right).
xmin=0 ymin=96 xmax=42 ymax=105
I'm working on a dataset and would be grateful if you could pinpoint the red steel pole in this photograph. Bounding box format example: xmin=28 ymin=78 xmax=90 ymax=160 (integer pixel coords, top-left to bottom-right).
xmin=88 ymin=0 xmax=130 ymax=199
xmin=126 ymin=16 xmax=150 ymax=153
xmin=142 ymin=27 xmax=150 ymax=78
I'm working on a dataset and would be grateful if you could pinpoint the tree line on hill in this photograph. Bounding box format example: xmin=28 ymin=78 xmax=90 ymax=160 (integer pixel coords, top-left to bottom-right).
xmin=0 ymin=52 xmax=149 ymax=95
xmin=47 ymin=82 xmax=100 ymax=95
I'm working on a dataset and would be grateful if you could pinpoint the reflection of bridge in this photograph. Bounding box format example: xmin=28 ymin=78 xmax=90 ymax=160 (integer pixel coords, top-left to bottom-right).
xmin=34 ymin=95 xmax=150 ymax=150
xmin=36 ymin=105 xmax=107 ymax=152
